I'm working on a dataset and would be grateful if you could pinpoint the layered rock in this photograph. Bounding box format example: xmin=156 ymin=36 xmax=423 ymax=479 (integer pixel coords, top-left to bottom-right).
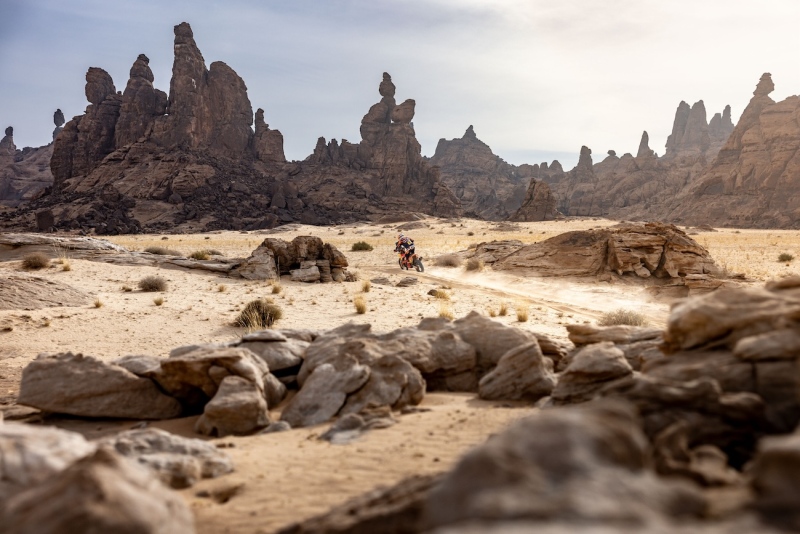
xmin=2 ymin=24 xmax=461 ymax=233
xmin=664 ymin=73 xmax=800 ymax=227
xmin=430 ymin=125 xmax=530 ymax=220
xmin=0 ymin=122 xmax=56 ymax=207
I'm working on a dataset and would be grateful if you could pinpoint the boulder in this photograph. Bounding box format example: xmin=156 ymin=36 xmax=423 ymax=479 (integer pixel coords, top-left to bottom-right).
xmin=232 ymin=245 xmax=279 ymax=280
xmin=237 ymin=337 xmax=307 ymax=371
xmin=281 ymin=356 xmax=370 ymax=428
xmin=340 ymin=355 xmax=425 ymax=415
xmin=98 ymin=427 xmax=233 ymax=488
xmin=452 ymin=311 xmax=539 ymax=369
xmin=2 ymin=448 xmax=195 ymax=534
xmin=752 ymin=432 xmax=800 ymax=530
xmin=195 ymin=375 xmax=270 ymax=437
xmin=552 ymin=342 xmax=633 ymax=405
xmin=290 ymin=264 xmax=321 ymax=283
xmin=18 ymin=352 xmax=183 ymax=419
xmin=421 ymin=400 xmax=704 ymax=530
xmin=0 ymin=423 xmax=96 ymax=500
xmin=478 ymin=341 xmax=556 ymax=401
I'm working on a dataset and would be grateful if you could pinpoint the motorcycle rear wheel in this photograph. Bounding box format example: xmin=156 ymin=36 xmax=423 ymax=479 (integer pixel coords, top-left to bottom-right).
xmin=414 ymin=258 xmax=424 ymax=272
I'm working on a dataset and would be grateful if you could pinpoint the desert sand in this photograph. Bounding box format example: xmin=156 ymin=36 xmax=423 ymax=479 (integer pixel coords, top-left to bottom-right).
xmin=3 ymin=217 xmax=800 ymax=532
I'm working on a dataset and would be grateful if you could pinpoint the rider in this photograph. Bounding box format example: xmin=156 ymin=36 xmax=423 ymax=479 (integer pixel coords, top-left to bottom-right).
xmin=395 ymin=233 xmax=415 ymax=266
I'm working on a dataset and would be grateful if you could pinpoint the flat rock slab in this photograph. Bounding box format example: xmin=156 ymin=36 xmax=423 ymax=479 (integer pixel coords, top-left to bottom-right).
xmin=0 ymin=276 xmax=91 ymax=310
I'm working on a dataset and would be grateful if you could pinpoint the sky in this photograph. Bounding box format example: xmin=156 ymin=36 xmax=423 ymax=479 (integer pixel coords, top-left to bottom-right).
xmin=3 ymin=0 xmax=800 ymax=169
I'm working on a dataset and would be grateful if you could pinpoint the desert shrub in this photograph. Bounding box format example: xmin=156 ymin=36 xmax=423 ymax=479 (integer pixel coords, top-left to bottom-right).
xmin=498 ymin=302 xmax=509 ymax=316
xmin=516 ymin=303 xmax=529 ymax=323
xmin=430 ymin=289 xmax=450 ymax=300
xmin=61 ymin=259 xmax=72 ymax=271
xmin=153 ymin=297 xmax=164 ymax=306
xmin=144 ymin=246 xmax=181 ymax=256
xmin=93 ymin=299 xmax=103 ymax=308
xmin=438 ymin=302 xmax=454 ymax=320
xmin=217 ymin=284 xmax=227 ymax=293
xmin=488 ymin=308 xmax=497 ymax=317
xmin=189 ymin=250 xmax=211 ymax=260
xmin=122 ymin=285 xmax=133 ymax=292
xmin=778 ymin=253 xmax=795 ymax=262
xmin=235 ymin=299 xmax=283 ymax=328
xmin=22 ymin=252 xmax=50 ymax=270
xmin=271 ymin=282 xmax=283 ymax=294
xmin=598 ymin=309 xmax=648 ymax=327
xmin=465 ymin=258 xmax=484 ymax=272
xmin=467 ymin=231 xmax=475 ymax=236
xmin=434 ymin=254 xmax=462 ymax=268
xmin=361 ymin=280 xmax=371 ymax=293
xmin=138 ymin=275 xmax=167 ymax=292
xmin=351 ymin=241 xmax=374 ymax=252
xmin=354 ymin=295 xmax=367 ymax=314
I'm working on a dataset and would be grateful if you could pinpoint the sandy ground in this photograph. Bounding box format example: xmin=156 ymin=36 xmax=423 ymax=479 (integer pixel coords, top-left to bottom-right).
xmin=2 ymin=217 xmax=800 ymax=532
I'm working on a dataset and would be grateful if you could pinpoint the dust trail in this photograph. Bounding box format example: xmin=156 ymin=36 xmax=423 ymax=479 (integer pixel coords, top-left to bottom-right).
xmin=373 ymin=265 xmax=670 ymax=326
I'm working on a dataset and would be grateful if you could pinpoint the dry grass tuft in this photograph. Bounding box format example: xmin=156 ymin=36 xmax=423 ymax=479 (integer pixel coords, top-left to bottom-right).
xmin=93 ymin=299 xmax=103 ymax=308
xmin=189 ymin=250 xmax=211 ymax=260
xmin=217 ymin=284 xmax=227 ymax=293
xmin=138 ymin=275 xmax=167 ymax=292
xmin=354 ymin=295 xmax=367 ymax=314
xmin=778 ymin=252 xmax=795 ymax=262
xmin=598 ymin=309 xmax=648 ymax=327
xmin=488 ymin=308 xmax=497 ymax=317
xmin=61 ymin=259 xmax=72 ymax=271
xmin=434 ymin=254 xmax=462 ymax=267
xmin=144 ymin=246 xmax=181 ymax=256
xmin=516 ymin=302 xmax=529 ymax=322
xmin=351 ymin=241 xmax=374 ymax=252
xmin=271 ymin=282 xmax=283 ymax=294
xmin=122 ymin=285 xmax=133 ymax=292
xmin=361 ymin=280 xmax=371 ymax=293
xmin=498 ymin=302 xmax=509 ymax=316
xmin=430 ymin=289 xmax=450 ymax=300
xmin=438 ymin=301 xmax=454 ymax=320
xmin=153 ymin=297 xmax=164 ymax=306
xmin=465 ymin=258 xmax=484 ymax=272
xmin=235 ymin=299 xmax=283 ymax=328
xmin=22 ymin=252 xmax=50 ymax=270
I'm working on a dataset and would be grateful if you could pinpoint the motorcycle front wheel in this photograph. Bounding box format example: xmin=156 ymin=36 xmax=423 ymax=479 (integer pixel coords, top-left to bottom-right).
xmin=399 ymin=258 xmax=408 ymax=270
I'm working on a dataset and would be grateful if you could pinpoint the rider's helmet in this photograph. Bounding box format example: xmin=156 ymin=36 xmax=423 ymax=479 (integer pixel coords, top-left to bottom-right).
xmin=397 ymin=233 xmax=405 ymax=241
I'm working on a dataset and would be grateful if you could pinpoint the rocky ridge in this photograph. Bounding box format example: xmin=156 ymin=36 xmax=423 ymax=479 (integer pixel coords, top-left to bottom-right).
xmin=0 ymin=115 xmax=59 ymax=207
xmin=1 ymin=23 xmax=460 ymax=234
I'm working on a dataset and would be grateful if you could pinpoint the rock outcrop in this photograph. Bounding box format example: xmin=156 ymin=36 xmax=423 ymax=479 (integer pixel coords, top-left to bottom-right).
xmin=430 ymin=125 xmax=530 ymax=220
xmin=1 ymin=24 xmax=461 ymax=234
xmin=0 ymin=122 xmax=56 ymax=207
xmin=664 ymin=73 xmax=800 ymax=227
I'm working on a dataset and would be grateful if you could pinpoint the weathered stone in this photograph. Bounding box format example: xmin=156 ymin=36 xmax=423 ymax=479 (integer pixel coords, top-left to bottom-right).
xmin=233 ymin=246 xmax=279 ymax=280
xmin=478 ymin=341 xmax=556 ymax=401
xmin=752 ymin=431 xmax=800 ymax=530
xmin=281 ymin=356 xmax=370 ymax=428
xmin=99 ymin=427 xmax=233 ymax=488
xmin=290 ymin=265 xmax=321 ymax=282
xmin=452 ymin=311 xmax=539 ymax=369
xmin=195 ymin=375 xmax=270 ymax=437
xmin=340 ymin=355 xmax=425 ymax=415
xmin=237 ymin=338 xmax=306 ymax=371
xmin=552 ymin=342 xmax=633 ymax=405
xmin=567 ymin=323 xmax=663 ymax=346
xmin=2 ymin=448 xmax=195 ymax=534
xmin=0 ymin=423 xmax=96 ymax=500
xmin=18 ymin=352 xmax=182 ymax=419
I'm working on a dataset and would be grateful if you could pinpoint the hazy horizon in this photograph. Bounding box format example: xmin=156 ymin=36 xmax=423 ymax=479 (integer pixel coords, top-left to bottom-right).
xmin=4 ymin=1 xmax=800 ymax=170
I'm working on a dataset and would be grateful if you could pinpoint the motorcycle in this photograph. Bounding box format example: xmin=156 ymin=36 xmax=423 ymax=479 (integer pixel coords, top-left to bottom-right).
xmin=396 ymin=248 xmax=425 ymax=272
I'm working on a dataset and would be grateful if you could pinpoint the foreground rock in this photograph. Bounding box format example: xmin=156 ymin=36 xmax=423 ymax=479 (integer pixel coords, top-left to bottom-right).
xmin=0 ymin=275 xmax=91 ymax=311
xmin=99 ymin=427 xmax=233 ymax=488
xmin=2 ymin=448 xmax=195 ymax=534
xmin=0 ymin=423 xmax=96 ymax=500
xmin=18 ymin=353 xmax=183 ymax=419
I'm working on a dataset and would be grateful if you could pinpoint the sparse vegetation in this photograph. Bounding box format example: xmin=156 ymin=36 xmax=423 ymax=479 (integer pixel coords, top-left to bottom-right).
xmin=189 ymin=250 xmax=211 ymax=260
xmin=138 ymin=275 xmax=168 ymax=292
xmin=21 ymin=252 xmax=50 ymax=270
xmin=778 ymin=253 xmax=795 ymax=262
xmin=434 ymin=254 xmax=462 ymax=267
xmin=144 ymin=246 xmax=181 ymax=256
xmin=153 ymin=297 xmax=164 ymax=306
xmin=61 ymin=259 xmax=72 ymax=271
xmin=354 ymin=295 xmax=367 ymax=314
xmin=516 ymin=302 xmax=529 ymax=323
xmin=467 ymin=231 xmax=475 ymax=236
xmin=465 ymin=258 xmax=484 ymax=272
xmin=438 ymin=301 xmax=454 ymax=320
xmin=361 ymin=280 xmax=371 ymax=293
xmin=93 ymin=299 xmax=103 ymax=308
xmin=598 ymin=308 xmax=648 ymax=327
xmin=488 ymin=308 xmax=497 ymax=317
xmin=218 ymin=284 xmax=227 ymax=292
xmin=122 ymin=285 xmax=133 ymax=292
xmin=498 ymin=302 xmax=509 ymax=316
xmin=430 ymin=289 xmax=450 ymax=300
xmin=271 ymin=282 xmax=283 ymax=294
xmin=351 ymin=241 xmax=374 ymax=252
xmin=235 ymin=299 xmax=283 ymax=328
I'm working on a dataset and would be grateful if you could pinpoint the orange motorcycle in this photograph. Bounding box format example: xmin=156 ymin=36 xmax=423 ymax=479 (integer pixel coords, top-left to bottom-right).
xmin=396 ymin=248 xmax=424 ymax=272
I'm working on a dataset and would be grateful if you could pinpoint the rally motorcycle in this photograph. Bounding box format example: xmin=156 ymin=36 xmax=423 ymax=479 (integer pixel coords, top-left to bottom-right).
xmin=396 ymin=248 xmax=425 ymax=272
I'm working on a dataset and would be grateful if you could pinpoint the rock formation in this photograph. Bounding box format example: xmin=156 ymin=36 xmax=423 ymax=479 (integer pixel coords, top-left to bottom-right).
xmin=430 ymin=125 xmax=529 ymax=219
xmin=2 ymin=24 xmax=461 ymax=233
xmin=663 ymin=73 xmax=800 ymax=227
xmin=52 ymin=109 xmax=65 ymax=140
xmin=0 ymin=122 xmax=56 ymax=207
xmin=509 ymin=174 xmax=559 ymax=221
